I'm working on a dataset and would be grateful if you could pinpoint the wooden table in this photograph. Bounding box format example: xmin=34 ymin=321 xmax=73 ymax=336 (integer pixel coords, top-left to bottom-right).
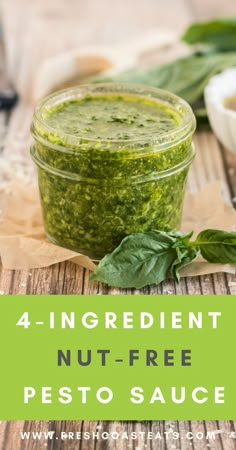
xmin=1 ymin=0 xmax=236 ymax=448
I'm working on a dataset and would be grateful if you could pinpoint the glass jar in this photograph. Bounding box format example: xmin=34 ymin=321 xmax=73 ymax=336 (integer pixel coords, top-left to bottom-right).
xmin=31 ymin=84 xmax=196 ymax=260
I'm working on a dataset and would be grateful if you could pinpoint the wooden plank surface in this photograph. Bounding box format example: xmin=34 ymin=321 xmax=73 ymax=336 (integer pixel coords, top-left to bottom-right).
xmin=1 ymin=0 xmax=236 ymax=449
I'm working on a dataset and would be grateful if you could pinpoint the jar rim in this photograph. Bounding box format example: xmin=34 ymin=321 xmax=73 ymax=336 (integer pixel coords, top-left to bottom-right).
xmin=32 ymin=83 xmax=196 ymax=149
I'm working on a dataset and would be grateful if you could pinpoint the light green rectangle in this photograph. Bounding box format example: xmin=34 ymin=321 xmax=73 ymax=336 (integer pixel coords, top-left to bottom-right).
xmin=0 ymin=295 xmax=234 ymax=420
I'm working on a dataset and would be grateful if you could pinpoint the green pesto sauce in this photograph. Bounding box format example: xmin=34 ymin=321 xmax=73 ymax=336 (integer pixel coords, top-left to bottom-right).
xmin=32 ymin=91 xmax=194 ymax=260
xmin=44 ymin=94 xmax=181 ymax=141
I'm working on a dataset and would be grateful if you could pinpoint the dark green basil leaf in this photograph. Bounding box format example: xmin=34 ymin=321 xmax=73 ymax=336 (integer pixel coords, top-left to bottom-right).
xmin=182 ymin=18 xmax=236 ymax=51
xmin=171 ymin=246 xmax=200 ymax=282
xmin=196 ymin=229 xmax=236 ymax=263
xmin=90 ymin=230 xmax=198 ymax=289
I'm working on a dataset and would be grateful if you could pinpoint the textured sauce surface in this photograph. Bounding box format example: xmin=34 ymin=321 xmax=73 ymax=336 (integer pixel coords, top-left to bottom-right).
xmin=43 ymin=94 xmax=181 ymax=142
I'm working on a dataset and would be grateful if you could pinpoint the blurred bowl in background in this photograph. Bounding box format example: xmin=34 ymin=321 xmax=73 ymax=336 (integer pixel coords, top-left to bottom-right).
xmin=204 ymin=67 xmax=236 ymax=154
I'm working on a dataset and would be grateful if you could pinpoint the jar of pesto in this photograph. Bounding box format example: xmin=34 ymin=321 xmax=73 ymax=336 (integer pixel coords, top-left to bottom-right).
xmin=31 ymin=84 xmax=196 ymax=260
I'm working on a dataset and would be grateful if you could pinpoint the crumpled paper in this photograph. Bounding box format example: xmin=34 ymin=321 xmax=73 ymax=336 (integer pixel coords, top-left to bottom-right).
xmin=0 ymin=182 xmax=235 ymax=277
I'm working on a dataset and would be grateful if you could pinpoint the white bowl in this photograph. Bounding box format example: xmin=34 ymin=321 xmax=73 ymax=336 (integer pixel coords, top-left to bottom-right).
xmin=204 ymin=68 xmax=236 ymax=154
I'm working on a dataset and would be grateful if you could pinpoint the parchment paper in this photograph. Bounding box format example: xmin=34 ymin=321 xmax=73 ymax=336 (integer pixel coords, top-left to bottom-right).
xmin=0 ymin=182 xmax=235 ymax=277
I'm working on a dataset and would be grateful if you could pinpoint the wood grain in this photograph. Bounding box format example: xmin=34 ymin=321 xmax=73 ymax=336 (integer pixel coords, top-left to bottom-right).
xmin=0 ymin=0 xmax=236 ymax=448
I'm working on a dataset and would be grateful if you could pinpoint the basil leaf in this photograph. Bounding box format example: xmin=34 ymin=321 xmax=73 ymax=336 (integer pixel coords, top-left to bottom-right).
xmin=171 ymin=245 xmax=200 ymax=282
xmin=90 ymin=227 xmax=236 ymax=289
xmin=90 ymin=230 xmax=198 ymax=289
xmin=196 ymin=229 xmax=236 ymax=263
xmin=182 ymin=18 xmax=236 ymax=51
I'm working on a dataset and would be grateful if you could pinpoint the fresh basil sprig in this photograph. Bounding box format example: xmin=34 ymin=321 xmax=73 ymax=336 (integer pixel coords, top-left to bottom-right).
xmin=90 ymin=229 xmax=236 ymax=289
xmin=195 ymin=229 xmax=236 ymax=263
